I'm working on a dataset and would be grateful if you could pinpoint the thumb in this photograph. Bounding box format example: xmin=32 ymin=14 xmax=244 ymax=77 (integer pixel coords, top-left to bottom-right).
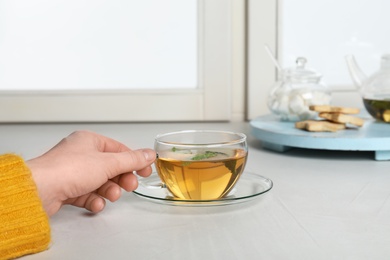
xmin=104 ymin=148 xmax=156 ymax=179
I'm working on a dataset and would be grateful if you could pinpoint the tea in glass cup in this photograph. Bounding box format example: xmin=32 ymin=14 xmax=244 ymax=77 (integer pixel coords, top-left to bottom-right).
xmin=154 ymin=130 xmax=248 ymax=200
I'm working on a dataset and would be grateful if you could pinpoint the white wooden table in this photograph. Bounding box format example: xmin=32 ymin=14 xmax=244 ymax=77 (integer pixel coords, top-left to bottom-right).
xmin=1 ymin=121 xmax=389 ymax=260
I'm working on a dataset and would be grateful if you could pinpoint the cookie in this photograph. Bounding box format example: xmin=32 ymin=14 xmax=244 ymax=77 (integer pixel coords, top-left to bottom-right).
xmin=295 ymin=120 xmax=346 ymax=132
xmin=318 ymin=112 xmax=364 ymax=127
xmin=309 ymin=105 xmax=360 ymax=114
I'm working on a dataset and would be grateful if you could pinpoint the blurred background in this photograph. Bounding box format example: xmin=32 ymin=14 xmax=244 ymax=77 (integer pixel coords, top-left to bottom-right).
xmin=0 ymin=0 xmax=388 ymax=122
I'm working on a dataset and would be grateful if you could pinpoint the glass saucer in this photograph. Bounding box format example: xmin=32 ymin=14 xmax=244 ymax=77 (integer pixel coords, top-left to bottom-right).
xmin=132 ymin=172 xmax=273 ymax=206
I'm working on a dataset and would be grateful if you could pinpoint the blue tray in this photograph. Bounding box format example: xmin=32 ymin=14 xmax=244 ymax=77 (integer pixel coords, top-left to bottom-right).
xmin=250 ymin=114 xmax=390 ymax=160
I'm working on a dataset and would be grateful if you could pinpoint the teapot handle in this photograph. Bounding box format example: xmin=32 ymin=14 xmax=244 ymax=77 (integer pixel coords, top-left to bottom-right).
xmin=345 ymin=55 xmax=367 ymax=90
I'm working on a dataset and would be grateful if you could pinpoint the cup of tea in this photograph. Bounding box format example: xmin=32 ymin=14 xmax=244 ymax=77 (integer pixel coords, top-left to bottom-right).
xmin=154 ymin=130 xmax=248 ymax=200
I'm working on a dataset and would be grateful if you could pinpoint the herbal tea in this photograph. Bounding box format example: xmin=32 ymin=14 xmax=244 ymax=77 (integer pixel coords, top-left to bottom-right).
xmin=363 ymin=98 xmax=390 ymax=122
xmin=155 ymin=148 xmax=247 ymax=200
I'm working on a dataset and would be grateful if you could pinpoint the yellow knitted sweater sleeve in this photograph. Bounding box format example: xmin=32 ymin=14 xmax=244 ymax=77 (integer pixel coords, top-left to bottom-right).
xmin=0 ymin=154 xmax=51 ymax=260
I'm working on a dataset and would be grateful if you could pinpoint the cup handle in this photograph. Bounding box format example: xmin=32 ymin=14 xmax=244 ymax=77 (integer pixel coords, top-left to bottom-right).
xmin=140 ymin=178 xmax=167 ymax=189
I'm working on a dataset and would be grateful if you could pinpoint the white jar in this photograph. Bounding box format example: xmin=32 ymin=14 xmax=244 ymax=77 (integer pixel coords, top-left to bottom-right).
xmin=267 ymin=57 xmax=331 ymax=121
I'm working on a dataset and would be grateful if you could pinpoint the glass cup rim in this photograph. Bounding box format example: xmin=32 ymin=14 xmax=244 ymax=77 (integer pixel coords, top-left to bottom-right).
xmin=155 ymin=130 xmax=247 ymax=147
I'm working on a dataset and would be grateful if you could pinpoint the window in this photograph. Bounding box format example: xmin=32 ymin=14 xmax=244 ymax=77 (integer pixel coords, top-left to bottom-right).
xmin=0 ymin=0 xmax=232 ymax=122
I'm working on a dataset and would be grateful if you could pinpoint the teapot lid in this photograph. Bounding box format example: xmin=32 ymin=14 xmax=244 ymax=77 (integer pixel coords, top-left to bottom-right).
xmin=381 ymin=54 xmax=390 ymax=70
xmin=282 ymin=57 xmax=322 ymax=82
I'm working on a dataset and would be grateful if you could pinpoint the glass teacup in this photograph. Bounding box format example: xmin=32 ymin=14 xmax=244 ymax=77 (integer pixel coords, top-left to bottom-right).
xmin=154 ymin=130 xmax=248 ymax=200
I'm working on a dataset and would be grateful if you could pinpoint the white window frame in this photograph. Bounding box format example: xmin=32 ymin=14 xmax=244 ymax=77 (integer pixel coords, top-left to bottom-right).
xmin=246 ymin=0 xmax=277 ymax=120
xmin=0 ymin=0 xmax=232 ymax=122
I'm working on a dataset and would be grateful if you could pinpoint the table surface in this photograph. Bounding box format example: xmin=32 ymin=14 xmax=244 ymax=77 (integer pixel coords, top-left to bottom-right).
xmin=1 ymin=121 xmax=390 ymax=260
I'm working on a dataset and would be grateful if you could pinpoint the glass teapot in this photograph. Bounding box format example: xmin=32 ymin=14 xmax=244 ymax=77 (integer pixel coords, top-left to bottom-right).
xmin=346 ymin=54 xmax=390 ymax=122
xmin=267 ymin=57 xmax=331 ymax=121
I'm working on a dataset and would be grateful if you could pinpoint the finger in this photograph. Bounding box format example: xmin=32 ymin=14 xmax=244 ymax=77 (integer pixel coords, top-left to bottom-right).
xmin=96 ymin=180 xmax=122 ymax=202
xmin=89 ymin=196 xmax=106 ymax=213
xmin=117 ymin=172 xmax=138 ymax=191
xmin=110 ymin=172 xmax=138 ymax=192
xmin=65 ymin=193 xmax=106 ymax=213
xmin=135 ymin=165 xmax=153 ymax=178
xmin=104 ymin=149 xmax=156 ymax=179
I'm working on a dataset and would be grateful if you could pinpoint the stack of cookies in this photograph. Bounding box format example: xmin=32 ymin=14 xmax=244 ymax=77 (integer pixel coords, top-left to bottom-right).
xmin=295 ymin=105 xmax=364 ymax=132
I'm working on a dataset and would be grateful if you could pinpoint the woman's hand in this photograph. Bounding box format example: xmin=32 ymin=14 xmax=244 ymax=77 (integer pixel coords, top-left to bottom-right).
xmin=27 ymin=130 xmax=156 ymax=216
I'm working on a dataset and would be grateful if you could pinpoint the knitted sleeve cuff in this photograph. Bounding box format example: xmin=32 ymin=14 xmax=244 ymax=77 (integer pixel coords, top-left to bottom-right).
xmin=0 ymin=154 xmax=51 ymax=259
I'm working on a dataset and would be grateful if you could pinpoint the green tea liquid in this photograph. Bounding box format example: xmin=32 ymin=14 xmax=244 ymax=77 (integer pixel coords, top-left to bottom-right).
xmin=363 ymin=98 xmax=390 ymax=122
